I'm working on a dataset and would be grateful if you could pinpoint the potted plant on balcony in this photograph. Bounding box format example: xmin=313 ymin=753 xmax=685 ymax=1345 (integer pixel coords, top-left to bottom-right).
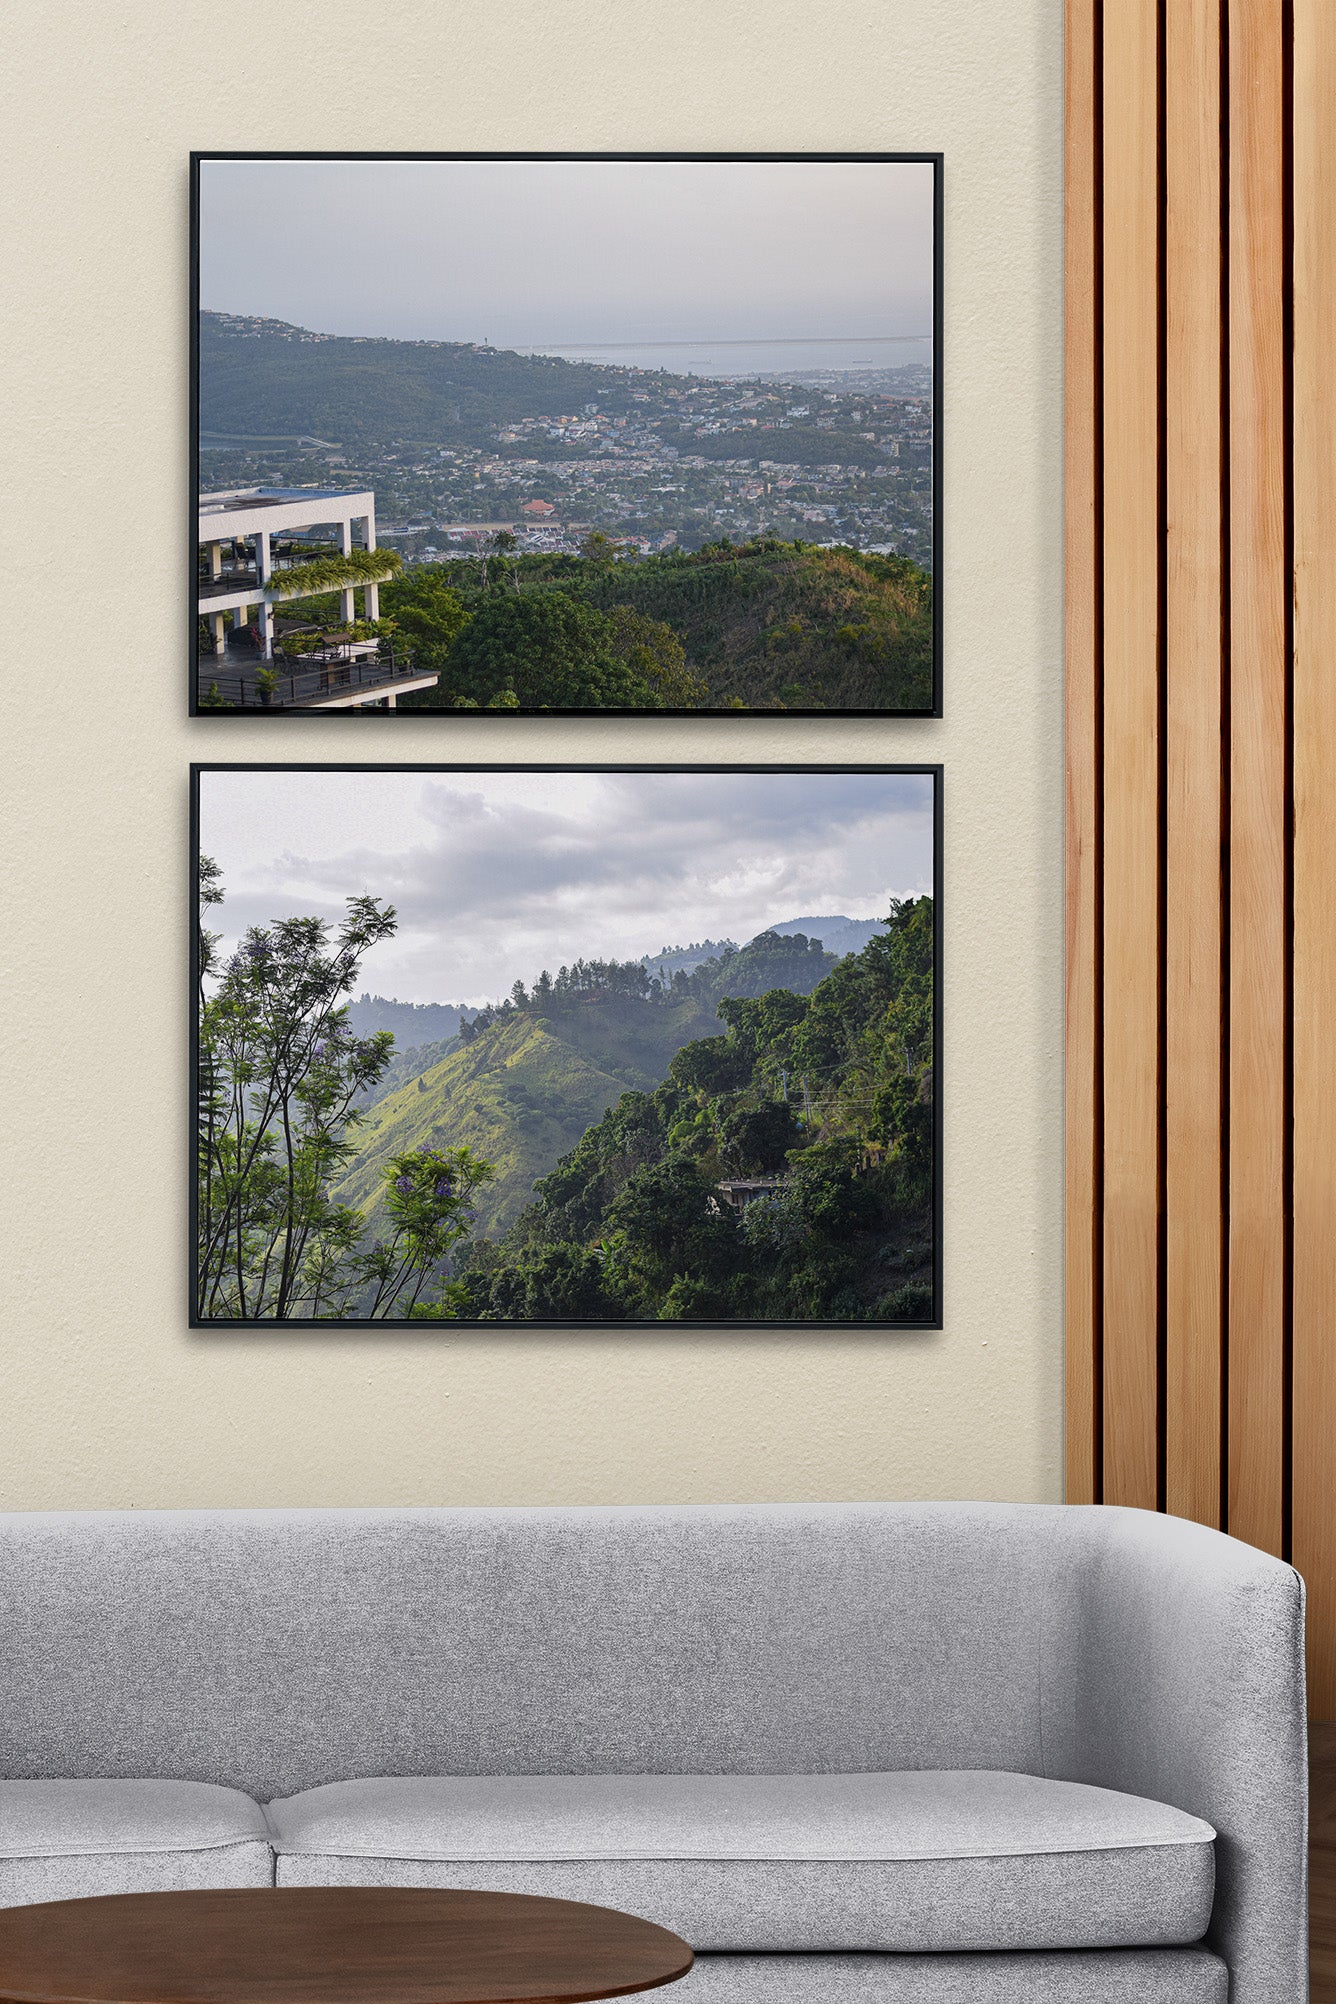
xmin=254 ymin=664 xmax=280 ymax=708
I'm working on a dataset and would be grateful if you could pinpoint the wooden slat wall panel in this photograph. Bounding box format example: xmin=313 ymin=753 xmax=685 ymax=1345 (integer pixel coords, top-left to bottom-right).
xmin=1066 ymin=0 xmax=1336 ymax=1705
xmin=1226 ymin=0 xmax=1288 ymax=1560
xmin=1292 ymin=0 xmax=1336 ymax=1718
xmin=1065 ymin=0 xmax=1101 ymax=1508
xmin=1163 ymin=0 xmax=1224 ymax=1530
xmin=1100 ymin=0 xmax=1161 ymax=1513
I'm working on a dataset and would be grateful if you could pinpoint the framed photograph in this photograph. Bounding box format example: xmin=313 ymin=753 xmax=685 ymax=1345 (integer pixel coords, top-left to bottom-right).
xmin=193 ymin=765 xmax=942 ymax=1327
xmin=191 ymin=153 xmax=941 ymax=716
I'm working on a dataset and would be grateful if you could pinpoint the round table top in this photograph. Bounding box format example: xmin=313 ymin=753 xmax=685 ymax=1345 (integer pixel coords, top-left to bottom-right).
xmin=0 ymin=1887 xmax=695 ymax=2004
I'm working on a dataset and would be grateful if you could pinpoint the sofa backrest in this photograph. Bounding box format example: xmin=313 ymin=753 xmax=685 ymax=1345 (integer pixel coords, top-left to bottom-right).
xmin=0 ymin=1502 xmax=1072 ymax=1798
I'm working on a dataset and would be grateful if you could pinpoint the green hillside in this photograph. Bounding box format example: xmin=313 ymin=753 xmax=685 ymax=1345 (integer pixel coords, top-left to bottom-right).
xmin=390 ymin=541 xmax=933 ymax=712
xmin=334 ymin=993 xmax=719 ymax=1238
xmin=575 ymin=542 xmax=932 ymax=709
xmin=199 ymin=314 xmax=688 ymax=444
xmin=460 ymin=898 xmax=936 ymax=1324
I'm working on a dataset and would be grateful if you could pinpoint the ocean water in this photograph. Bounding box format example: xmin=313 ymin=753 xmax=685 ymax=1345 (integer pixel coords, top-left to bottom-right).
xmin=512 ymin=336 xmax=933 ymax=378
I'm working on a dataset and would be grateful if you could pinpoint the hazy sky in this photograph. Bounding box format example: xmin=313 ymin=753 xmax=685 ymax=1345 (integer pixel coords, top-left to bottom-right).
xmin=198 ymin=157 xmax=934 ymax=348
xmin=199 ymin=768 xmax=935 ymax=1005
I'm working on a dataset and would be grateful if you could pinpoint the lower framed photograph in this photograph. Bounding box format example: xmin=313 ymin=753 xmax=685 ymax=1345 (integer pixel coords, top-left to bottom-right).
xmin=192 ymin=764 xmax=941 ymax=1328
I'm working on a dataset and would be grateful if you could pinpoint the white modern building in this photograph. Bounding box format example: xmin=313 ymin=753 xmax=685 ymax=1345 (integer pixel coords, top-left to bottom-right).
xmin=197 ymin=487 xmax=438 ymax=709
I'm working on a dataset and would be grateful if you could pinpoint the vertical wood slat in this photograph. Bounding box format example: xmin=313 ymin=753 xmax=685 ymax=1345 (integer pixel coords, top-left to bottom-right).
xmin=1163 ymin=0 xmax=1224 ymax=1529
xmin=1099 ymin=0 xmax=1161 ymax=1512
xmin=1065 ymin=0 xmax=1100 ymax=1508
xmin=1226 ymin=0 xmax=1289 ymax=1560
xmin=1067 ymin=0 xmax=1336 ymax=1711
xmin=1292 ymin=0 xmax=1336 ymax=1715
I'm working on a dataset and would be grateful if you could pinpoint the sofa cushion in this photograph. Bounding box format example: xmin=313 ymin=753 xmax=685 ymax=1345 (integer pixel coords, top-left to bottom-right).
xmin=0 ymin=1781 xmax=273 ymax=1907
xmin=268 ymin=1771 xmax=1215 ymax=1953
xmin=676 ymin=1951 xmax=1229 ymax=2004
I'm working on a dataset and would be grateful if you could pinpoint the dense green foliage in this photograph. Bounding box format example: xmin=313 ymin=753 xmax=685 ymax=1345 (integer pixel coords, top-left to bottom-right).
xmin=430 ymin=590 xmax=663 ymax=710
xmin=573 ymin=540 xmax=933 ymax=709
xmin=266 ymin=547 xmax=401 ymax=598
xmin=383 ymin=541 xmax=932 ymax=712
xmin=454 ymin=898 xmax=936 ymax=1323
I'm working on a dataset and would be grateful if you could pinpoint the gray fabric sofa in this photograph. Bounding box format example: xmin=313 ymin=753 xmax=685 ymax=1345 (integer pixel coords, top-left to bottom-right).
xmin=0 ymin=1503 xmax=1307 ymax=2003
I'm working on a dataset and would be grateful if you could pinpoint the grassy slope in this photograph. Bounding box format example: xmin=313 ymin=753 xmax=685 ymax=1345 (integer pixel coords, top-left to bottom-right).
xmin=334 ymin=995 xmax=719 ymax=1239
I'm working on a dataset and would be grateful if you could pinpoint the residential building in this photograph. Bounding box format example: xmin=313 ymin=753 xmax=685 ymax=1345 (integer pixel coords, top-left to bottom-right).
xmin=196 ymin=486 xmax=438 ymax=710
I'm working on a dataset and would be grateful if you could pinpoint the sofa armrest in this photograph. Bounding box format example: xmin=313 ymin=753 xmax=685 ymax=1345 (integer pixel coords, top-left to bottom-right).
xmin=1043 ymin=1506 xmax=1307 ymax=2004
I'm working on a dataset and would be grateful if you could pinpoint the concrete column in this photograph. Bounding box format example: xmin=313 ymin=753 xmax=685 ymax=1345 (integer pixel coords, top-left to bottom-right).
xmin=255 ymin=531 xmax=276 ymax=656
xmin=339 ymin=517 xmax=355 ymax=627
xmin=208 ymin=542 xmax=223 ymax=580
xmin=210 ymin=612 xmax=227 ymax=652
xmin=361 ymin=514 xmax=379 ymax=625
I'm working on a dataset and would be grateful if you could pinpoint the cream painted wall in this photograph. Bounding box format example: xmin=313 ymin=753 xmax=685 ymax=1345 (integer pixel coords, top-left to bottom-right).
xmin=0 ymin=0 xmax=1063 ymax=1509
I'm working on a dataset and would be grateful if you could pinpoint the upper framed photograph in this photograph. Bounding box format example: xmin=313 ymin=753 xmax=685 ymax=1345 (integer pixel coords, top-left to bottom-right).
xmin=192 ymin=764 xmax=940 ymax=1327
xmin=191 ymin=153 xmax=941 ymax=716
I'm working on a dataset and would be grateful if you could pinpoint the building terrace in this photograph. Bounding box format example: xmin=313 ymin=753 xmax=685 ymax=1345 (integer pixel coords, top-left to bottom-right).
xmin=197 ymin=486 xmax=438 ymax=711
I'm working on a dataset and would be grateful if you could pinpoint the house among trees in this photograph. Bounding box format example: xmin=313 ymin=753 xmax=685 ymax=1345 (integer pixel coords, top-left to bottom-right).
xmin=196 ymin=486 xmax=439 ymax=710
xmin=714 ymin=1176 xmax=787 ymax=1213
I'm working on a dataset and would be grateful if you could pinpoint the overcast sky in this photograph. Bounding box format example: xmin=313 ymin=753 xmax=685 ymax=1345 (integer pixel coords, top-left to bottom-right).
xmin=199 ymin=768 xmax=935 ymax=1006
xmin=198 ymin=157 xmax=934 ymax=348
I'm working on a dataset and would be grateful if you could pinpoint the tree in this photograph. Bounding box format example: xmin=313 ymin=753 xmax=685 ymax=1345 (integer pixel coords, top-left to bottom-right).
xmin=476 ymin=528 xmax=519 ymax=594
xmin=484 ymin=1242 xmax=626 ymax=1320
xmin=378 ymin=570 xmax=470 ymax=676
xmin=197 ymin=865 xmax=497 ymax=1321
xmin=604 ymin=605 xmax=706 ymax=708
xmin=440 ymin=591 xmax=662 ymax=709
xmin=607 ymin=1156 xmax=737 ymax=1294
xmin=667 ymin=1035 xmax=749 ymax=1097
xmin=717 ymin=1099 xmax=801 ymax=1176
xmin=197 ymin=872 xmax=396 ymax=1319
xmin=358 ymin=1145 xmax=495 ymax=1317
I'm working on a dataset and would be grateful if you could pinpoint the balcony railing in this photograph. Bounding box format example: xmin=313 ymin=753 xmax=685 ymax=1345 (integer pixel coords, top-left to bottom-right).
xmin=196 ymin=646 xmax=433 ymax=711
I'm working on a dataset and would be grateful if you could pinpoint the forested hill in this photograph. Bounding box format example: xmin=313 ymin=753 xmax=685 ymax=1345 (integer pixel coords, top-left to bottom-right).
xmin=199 ymin=313 xmax=693 ymax=443
xmin=346 ymin=994 xmax=465 ymax=1044
xmin=333 ymin=993 xmax=721 ymax=1241
xmin=457 ymin=897 xmax=935 ymax=1325
xmin=335 ymin=930 xmax=842 ymax=1240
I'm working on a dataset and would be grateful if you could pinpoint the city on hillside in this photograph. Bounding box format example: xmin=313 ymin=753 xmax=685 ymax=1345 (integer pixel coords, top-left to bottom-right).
xmin=201 ymin=312 xmax=935 ymax=566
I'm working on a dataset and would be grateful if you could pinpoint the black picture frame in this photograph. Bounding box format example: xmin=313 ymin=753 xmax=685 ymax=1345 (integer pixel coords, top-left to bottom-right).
xmin=190 ymin=153 xmax=943 ymax=718
xmin=191 ymin=762 xmax=943 ymax=1330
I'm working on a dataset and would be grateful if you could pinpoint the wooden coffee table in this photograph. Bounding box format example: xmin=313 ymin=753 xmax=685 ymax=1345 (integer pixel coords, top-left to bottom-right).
xmin=0 ymin=1887 xmax=694 ymax=2004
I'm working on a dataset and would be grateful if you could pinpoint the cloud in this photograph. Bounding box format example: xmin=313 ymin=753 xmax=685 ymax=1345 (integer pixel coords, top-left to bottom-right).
xmin=201 ymin=769 xmax=934 ymax=1003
